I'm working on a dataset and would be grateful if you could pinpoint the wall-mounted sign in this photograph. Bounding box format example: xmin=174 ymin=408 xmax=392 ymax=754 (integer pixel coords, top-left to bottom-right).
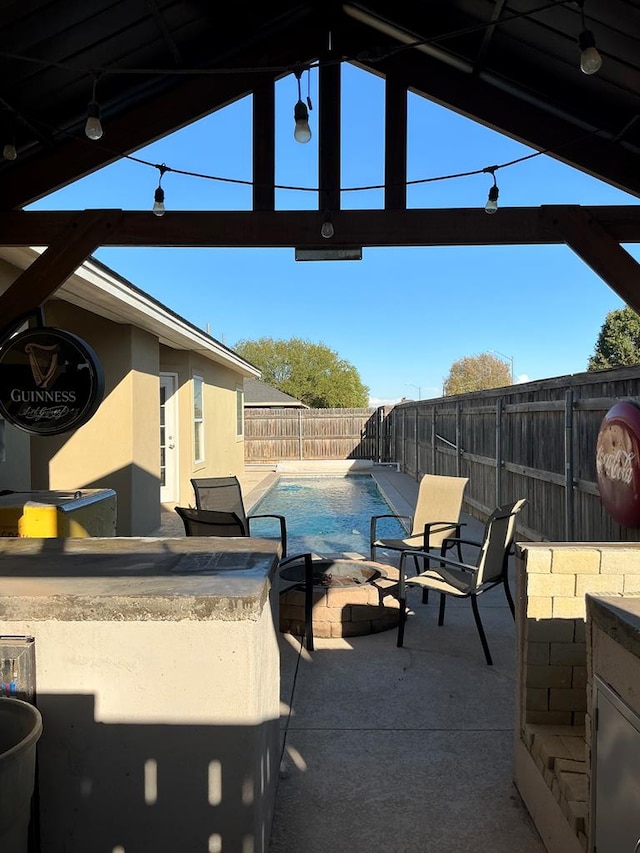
xmin=596 ymin=400 xmax=640 ymax=528
xmin=0 ymin=327 xmax=104 ymax=436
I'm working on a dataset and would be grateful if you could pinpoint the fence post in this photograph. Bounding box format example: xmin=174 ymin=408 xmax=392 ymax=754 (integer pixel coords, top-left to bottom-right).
xmin=496 ymin=397 xmax=503 ymax=507
xmin=564 ymin=388 xmax=574 ymax=540
xmin=431 ymin=407 xmax=437 ymax=474
xmin=298 ymin=409 xmax=303 ymax=460
xmin=456 ymin=402 xmax=462 ymax=477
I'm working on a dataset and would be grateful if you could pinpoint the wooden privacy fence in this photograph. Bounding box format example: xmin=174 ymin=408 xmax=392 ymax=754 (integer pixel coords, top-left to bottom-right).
xmin=388 ymin=365 xmax=640 ymax=543
xmin=244 ymin=407 xmax=384 ymax=462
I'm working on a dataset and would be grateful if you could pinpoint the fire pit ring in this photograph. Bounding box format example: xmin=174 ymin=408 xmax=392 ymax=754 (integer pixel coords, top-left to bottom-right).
xmin=278 ymin=557 xmax=401 ymax=639
xmin=280 ymin=558 xmax=385 ymax=588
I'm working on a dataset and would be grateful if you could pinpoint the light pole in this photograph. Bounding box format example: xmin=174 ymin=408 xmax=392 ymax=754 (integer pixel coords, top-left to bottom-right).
xmin=489 ymin=350 xmax=514 ymax=384
xmin=406 ymin=383 xmax=422 ymax=399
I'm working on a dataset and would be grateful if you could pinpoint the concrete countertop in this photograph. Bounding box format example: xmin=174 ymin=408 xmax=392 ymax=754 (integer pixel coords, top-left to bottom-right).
xmin=587 ymin=594 xmax=640 ymax=660
xmin=0 ymin=536 xmax=281 ymax=621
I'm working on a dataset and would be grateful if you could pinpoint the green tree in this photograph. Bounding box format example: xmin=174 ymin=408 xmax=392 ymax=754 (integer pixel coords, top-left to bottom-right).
xmin=443 ymin=352 xmax=512 ymax=396
xmin=587 ymin=307 xmax=640 ymax=370
xmin=234 ymin=337 xmax=370 ymax=408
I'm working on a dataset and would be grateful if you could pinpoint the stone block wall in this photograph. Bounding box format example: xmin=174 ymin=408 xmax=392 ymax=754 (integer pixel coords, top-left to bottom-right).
xmin=515 ymin=542 xmax=640 ymax=853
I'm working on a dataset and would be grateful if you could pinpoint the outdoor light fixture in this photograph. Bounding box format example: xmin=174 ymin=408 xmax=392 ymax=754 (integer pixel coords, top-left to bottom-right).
xmin=2 ymin=116 xmax=16 ymax=160
xmin=484 ymin=168 xmax=499 ymax=214
xmin=84 ymin=75 xmax=103 ymax=140
xmin=320 ymin=211 xmax=334 ymax=239
xmin=293 ymin=67 xmax=312 ymax=144
xmin=578 ymin=29 xmax=602 ymax=74
xmin=3 ymin=141 xmax=16 ymax=161
xmin=577 ymin=1 xmax=602 ymax=75
xmin=152 ymin=164 xmax=168 ymax=216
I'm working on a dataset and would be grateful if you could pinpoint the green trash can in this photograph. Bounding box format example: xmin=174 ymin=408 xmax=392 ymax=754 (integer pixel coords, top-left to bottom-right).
xmin=0 ymin=698 xmax=43 ymax=853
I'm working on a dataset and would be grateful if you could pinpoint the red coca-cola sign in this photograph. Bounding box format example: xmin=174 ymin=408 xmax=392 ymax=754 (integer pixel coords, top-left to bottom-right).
xmin=596 ymin=400 xmax=640 ymax=527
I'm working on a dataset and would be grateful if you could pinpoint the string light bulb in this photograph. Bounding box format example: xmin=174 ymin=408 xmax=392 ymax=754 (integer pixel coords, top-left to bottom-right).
xmin=321 ymin=211 xmax=334 ymax=239
xmin=84 ymin=75 xmax=103 ymax=140
xmin=578 ymin=29 xmax=602 ymax=75
xmin=293 ymin=67 xmax=312 ymax=144
xmin=577 ymin=1 xmax=602 ymax=75
xmin=153 ymin=164 xmax=168 ymax=216
xmin=3 ymin=122 xmax=16 ymax=160
xmin=484 ymin=168 xmax=499 ymax=214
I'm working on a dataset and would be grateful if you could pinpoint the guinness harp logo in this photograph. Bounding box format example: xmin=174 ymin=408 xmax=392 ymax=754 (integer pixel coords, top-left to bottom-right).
xmin=0 ymin=327 xmax=104 ymax=436
xmin=25 ymin=342 xmax=59 ymax=388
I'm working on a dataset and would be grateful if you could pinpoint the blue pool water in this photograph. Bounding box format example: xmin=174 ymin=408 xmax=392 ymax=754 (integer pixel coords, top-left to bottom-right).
xmin=248 ymin=475 xmax=406 ymax=556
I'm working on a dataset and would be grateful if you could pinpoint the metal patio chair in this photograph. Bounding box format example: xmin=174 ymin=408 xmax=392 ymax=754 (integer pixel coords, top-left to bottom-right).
xmin=396 ymin=498 xmax=527 ymax=665
xmin=370 ymin=473 xmax=469 ymax=564
xmin=174 ymin=504 xmax=314 ymax=650
xmin=191 ymin=475 xmax=288 ymax=558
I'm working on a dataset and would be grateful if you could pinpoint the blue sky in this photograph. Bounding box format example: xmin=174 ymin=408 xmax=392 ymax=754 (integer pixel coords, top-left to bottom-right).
xmin=29 ymin=63 xmax=638 ymax=405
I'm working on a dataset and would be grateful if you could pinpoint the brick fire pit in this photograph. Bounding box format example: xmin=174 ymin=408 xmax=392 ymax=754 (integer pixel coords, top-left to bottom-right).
xmin=279 ymin=557 xmax=400 ymax=639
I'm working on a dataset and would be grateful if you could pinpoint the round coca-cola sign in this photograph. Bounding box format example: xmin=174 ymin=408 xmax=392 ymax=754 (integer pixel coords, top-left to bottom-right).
xmin=0 ymin=327 xmax=104 ymax=436
xmin=596 ymin=400 xmax=640 ymax=527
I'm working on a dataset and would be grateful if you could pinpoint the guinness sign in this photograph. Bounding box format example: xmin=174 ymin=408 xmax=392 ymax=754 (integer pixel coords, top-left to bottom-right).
xmin=0 ymin=328 xmax=104 ymax=436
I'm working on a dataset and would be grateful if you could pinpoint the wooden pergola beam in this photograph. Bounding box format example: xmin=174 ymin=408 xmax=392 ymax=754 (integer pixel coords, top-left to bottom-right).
xmin=1 ymin=206 xmax=640 ymax=248
xmin=0 ymin=209 xmax=123 ymax=337
xmin=542 ymin=205 xmax=640 ymax=312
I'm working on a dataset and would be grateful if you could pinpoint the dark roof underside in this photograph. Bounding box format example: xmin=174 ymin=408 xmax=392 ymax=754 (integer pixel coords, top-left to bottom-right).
xmin=0 ymin=0 xmax=638 ymax=208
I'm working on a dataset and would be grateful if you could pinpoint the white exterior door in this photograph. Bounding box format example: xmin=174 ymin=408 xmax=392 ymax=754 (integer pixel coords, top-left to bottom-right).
xmin=160 ymin=373 xmax=178 ymax=503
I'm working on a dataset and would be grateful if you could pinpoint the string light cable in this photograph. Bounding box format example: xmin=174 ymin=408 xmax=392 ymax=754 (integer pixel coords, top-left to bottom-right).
xmin=120 ymin=123 xmax=603 ymax=216
xmin=0 ymin=0 xmax=614 ymax=209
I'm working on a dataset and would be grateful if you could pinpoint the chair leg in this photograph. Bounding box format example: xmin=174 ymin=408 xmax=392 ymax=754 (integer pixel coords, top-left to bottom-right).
xmin=420 ymin=554 xmax=430 ymax=604
xmin=397 ymin=596 xmax=407 ymax=647
xmin=437 ymin=593 xmax=446 ymax=626
xmin=470 ymin=595 xmax=493 ymax=665
xmin=503 ymin=573 xmax=515 ymax=620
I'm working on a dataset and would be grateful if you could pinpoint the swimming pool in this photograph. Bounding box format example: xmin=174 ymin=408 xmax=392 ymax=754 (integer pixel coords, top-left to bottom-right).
xmin=248 ymin=475 xmax=406 ymax=557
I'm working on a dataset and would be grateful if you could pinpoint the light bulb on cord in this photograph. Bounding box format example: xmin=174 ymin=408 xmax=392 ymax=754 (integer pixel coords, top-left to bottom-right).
xmin=152 ymin=164 xmax=168 ymax=216
xmin=153 ymin=186 xmax=165 ymax=217
xmin=483 ymin=168 xmax=499 ymax=214
xmin=577 ymin=2 xmax=602 ymax=75
xmin=293 ymin=67 xmax=312 ymax=143
xmin=3 ymin=142 xmax=16 ymax=160
xmin=578 ymin=29 xmax=602 ymax=75
xmin=294 ymin=100 xmax=312 ymax=143
xmin=485 ymin=185 xmax=499 ymax=214
xmin=85 ymin=74 xmax=104 ymax=139
xmin=321 ymin=211 xmax=334 ymax=239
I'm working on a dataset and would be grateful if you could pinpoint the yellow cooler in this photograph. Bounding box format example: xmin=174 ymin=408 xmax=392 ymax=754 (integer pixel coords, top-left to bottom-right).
xmin=0 ymin=489 xmax=117 ymax=538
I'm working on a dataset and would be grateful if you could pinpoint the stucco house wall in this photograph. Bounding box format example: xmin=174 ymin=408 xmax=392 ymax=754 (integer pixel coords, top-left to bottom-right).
xmin=28 ymin=299 xmax=160 ymax=535
xmin=0 ymin=249 xmax=260 ymax=535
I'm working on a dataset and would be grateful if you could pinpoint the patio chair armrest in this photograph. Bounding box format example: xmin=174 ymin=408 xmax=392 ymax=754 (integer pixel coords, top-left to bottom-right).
xmin=247 ymin=513 xmax=288 ymax=559
xmin=421 ymin=521 xmax=465 ymax=547
xmin=439 ymin=536 xmax=481 ymax=555
xmin=397 ymin=547 xmax=477 ymax=595
xmin=370 ymin=514 xmax=412 ymax=541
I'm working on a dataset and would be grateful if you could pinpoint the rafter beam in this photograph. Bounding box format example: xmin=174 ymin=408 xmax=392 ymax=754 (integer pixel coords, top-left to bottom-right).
xmin=0 ymin=209 xmax=122 ymax=335
xmin=541 ymin=205 xmax=640 ymax=312
xmin=0 ymin=21 xmax=323 ymax=210
xmin=384 ymin=74 xmax=407 ymax=209
xmin=1 ymin=207 xmax=640 ymax=249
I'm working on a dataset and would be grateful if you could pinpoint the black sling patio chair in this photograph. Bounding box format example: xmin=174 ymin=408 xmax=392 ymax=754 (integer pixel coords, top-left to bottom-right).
xmin=174 ymin=505 xmax=313 ymax=650
xmin=396 ymin=498 xmax=526 ymax=665
xmin=191 ymin=476 xmax=288 ymax=558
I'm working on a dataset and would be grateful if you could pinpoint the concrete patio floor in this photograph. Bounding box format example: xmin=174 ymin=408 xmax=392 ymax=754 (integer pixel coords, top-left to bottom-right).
xmin=160 ymin=465 xmax=546 ymax=852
